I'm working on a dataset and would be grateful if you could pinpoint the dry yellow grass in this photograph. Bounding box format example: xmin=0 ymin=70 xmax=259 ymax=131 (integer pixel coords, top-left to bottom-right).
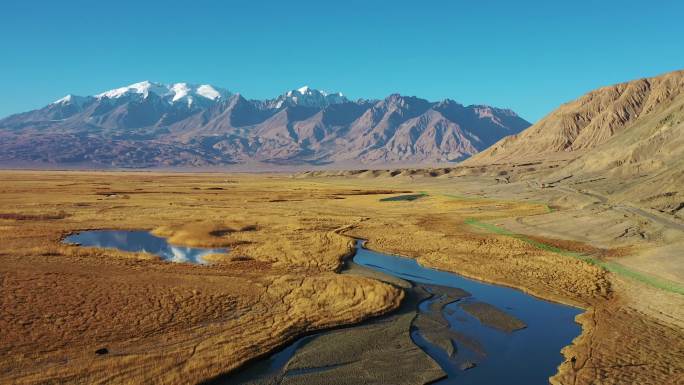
xmin=0 ymin=170 xmax=681 ymax=385
xmin=0 ymin=171 xmax=402 ymax=384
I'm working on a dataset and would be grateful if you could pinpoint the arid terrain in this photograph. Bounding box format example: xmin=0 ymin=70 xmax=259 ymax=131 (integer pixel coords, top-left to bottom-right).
xmin=3 ymin=1 xmax=683 ymax=384
xmin=1 ymin=170 xmax=682 ymax=384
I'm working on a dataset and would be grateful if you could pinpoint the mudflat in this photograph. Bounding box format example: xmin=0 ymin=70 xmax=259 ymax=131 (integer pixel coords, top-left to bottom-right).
xmin=221 ymin=280 xmax=446 ymax=385
xmin=459 ymin=302 xmax=526 ymax=333
xmin=0 ymin=170 xmax=682 ymax=385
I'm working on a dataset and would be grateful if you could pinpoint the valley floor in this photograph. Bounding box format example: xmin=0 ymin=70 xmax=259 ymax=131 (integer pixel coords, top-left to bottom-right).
xmin=0 ymin=170 xmax=681 ymax=384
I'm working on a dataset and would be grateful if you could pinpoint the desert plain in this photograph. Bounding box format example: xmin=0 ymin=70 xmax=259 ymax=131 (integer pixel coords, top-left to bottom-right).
xmin=0 ymin=169 xmax=682 ymax=385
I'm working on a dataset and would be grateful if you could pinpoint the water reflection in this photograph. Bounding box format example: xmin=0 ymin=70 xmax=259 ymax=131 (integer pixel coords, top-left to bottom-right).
xmin=64 ymin=230 xmax=227 ymax=264
xmin=353 ymin=240 xmax=582 ymax=385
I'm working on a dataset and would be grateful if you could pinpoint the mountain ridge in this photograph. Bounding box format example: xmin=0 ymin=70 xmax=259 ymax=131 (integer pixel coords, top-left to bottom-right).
xmin=0 ymin=82 xmax=530 ymax=168
xmin=300 ymin=70 xmax=684 ymax=219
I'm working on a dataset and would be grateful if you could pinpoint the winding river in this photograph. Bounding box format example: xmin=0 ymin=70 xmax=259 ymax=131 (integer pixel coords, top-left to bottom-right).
xmin=64 ymin=231 xmax=582 ymax=384
xmin=353 ymin=240 xmax=581 ymax=384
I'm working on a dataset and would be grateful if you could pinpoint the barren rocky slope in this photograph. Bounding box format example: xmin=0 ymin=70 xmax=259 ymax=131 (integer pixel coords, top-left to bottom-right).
xmin=467 ymin=70 xmax=684 ymax=165
xmin=464 ymin=70 xmax=684 ymax=219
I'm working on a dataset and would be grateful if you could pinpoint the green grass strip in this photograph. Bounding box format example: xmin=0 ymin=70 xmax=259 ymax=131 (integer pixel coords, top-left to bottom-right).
xmin=464 ymin=218 xmax=684 ymax=296
xmin=597 ymin=261 xmax=684 ymax=295
xmin=442 ymin=193 xmax=554 ymax=213
xmin=442 ymin=193 xmax=481 ymax=201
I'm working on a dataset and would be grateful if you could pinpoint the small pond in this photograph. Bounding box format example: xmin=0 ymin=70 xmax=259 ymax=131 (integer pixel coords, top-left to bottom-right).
xmin=380 ymin=194 xmax=426 ymax=202
xmin=63 ymin=230 xmax=227 ymax=264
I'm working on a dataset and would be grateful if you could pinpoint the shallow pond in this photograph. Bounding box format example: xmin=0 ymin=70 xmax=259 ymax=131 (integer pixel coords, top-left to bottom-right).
xmin=63 ymin=230 xmax=227 ymax=264
xmin=380 ymin=194 xmax=426 ymax=202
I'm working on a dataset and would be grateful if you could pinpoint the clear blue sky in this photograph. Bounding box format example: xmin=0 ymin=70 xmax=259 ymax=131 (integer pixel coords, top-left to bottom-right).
xmin=2 ymin=0 xmax=683 ymax=121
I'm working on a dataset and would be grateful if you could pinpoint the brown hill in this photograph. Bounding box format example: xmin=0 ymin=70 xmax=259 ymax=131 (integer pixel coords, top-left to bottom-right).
xmin=467 ymin=70 xmax=684 ymax=165
xmin=464 ymin=70 xmax=684 ymax=218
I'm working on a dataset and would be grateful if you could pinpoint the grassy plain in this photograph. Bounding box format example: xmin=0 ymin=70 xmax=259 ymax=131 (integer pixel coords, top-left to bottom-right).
xmin=0 ymin=170 xmax=682 ymax=385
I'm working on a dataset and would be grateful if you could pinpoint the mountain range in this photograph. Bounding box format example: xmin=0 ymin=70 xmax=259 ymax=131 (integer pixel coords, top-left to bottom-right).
xmin=300 ymin=70 xmax=684 ymax=219
xmin=0 ymin=82 xmax=530 ymax=168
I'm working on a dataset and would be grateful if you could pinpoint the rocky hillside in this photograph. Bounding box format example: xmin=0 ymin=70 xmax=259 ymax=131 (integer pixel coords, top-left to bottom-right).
xmin=466 ymin=70 xmax=684 ymax=219
xmin=0 ymin=82 xmax=530 ymax=168
xmin=467 ymin=70 xmax=684 ymax=165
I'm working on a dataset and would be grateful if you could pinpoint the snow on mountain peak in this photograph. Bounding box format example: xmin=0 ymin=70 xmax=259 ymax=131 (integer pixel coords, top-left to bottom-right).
xmin=276 ymin=86 xmax=348 ymax=108
xmin=170 ymin=83 xmax=191 ymax=102
xmin=53 ymin=94 xmax=75 ymax=104
xmin=196 ymin=84 xmax=223 ymax=100
xmin=49 ymin=82 xmax=354 ymax=110
xmin=51 ymin=94 xmax=90 ymax=107
xmin=94 ymin=81 xmax=231 ymax=105
xmin=96 ymin=81 xmax=165 ymax=99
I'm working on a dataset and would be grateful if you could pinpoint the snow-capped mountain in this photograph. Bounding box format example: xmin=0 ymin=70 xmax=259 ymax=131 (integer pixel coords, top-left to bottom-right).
xmin=0 ymin=81 xmax=531 ymax=168
xmin=93 ymin=81 xmax=231 ymax=107
xmin=268 ymin=86 xmax=349 ymax=109
xmin=52 ymin=94 xmax=92 ymax=107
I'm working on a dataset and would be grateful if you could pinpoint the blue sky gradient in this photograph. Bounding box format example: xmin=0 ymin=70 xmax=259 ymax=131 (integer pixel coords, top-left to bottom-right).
xmin=1 ymin=0 xmax=683 ymax=121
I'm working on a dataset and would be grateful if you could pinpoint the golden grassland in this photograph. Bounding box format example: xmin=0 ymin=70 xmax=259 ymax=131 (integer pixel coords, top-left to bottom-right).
xmin=0 ymin=170 xmax=682 ymax=385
